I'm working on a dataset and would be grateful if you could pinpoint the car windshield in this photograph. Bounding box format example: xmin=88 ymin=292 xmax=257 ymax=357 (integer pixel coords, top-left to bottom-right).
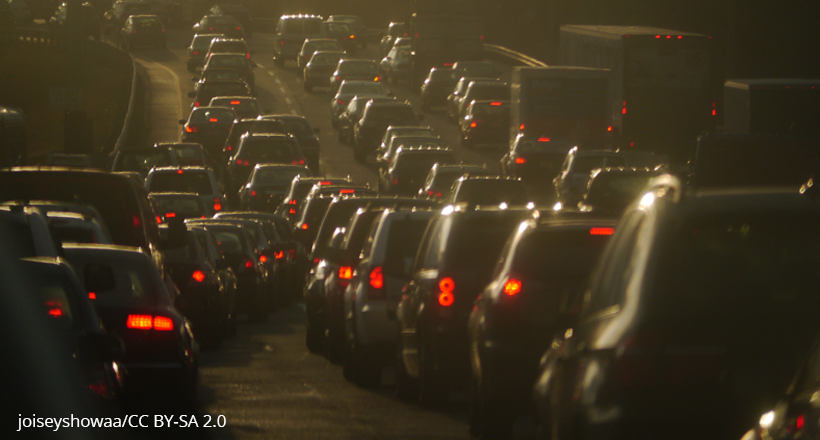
xmin=208 ymin=228 xmax=249 ymax=255
xmin=326 ymin=23 xmax=350 ymax=33
xmin=453 ymin=180 xmax=529 ymax=205
xmin=278 ymin=118 xmax=313 ymax=137
xmin=240 ymin=141 xmax=294 ymax=162
xmin=311 ymin=53 xmax=343 ymax=65
xmin=573 ymin=155 xmax=625 ymax=174
xmin=514 ymin=228 xmax=610 ymax=284
xmin=206 ymin=16 xmax=237 ymax=25
xmin=387 ymin=128 xmax=434 ymax=141
xmin=391 ymin=137 xmax=441 ymax=150
xmin=339 ymin=62 xmax=377 ymax=75
xmin=133 ymin=17 xmax=160 ymax=27
xmin=169 ymin=145 xmax=205 ymax=165
xmin=517 ymin=138 xmax=574 ymax=154
xmin=586 ymin=174 xmax=655 ymax=206
xmin=306 ymin=41 xmax=339 ymax=52
xmin=149 ymin=172 xmax=213 ymax=194
xmin=163 ymin=235 xmax=203 ymax=262
xmin=193 ymin=35 xmax=219 ymax=49
xmin=339 ymin=82 xmax=385 ymax=96
xmin=208 ymin=56 xmax=248 ymax=69
xmin=151 ymin=195 xmax=205 ymax=217
xmin=429 ymin=69 xmax=452 ymax=81
xmin=468 ymin=85 xmax=510 ymax=101
xmin=190 ymin=108 xmax=236 ymax=124
xmin=252 ymin=167 xmax=311 ymax=186
xmin=462 ymin=64 xmax=498 ymax=78
xmin=117 ymin=150 xmax=173 ymax=173
xmin=202 ymin=70 xmax=242 ymax=82
xmin=471 ymin=102 xmax=510 ymax=116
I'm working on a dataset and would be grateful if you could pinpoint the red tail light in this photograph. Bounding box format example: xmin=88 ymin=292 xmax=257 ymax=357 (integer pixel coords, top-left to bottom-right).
xmin=230 ymin=100 xmax=241 ymax=105
xmin=166 ymin=212 xmax=176 ymax=218
xmin=301 ymin=223 xmax=308 ymax=230
xmin=320 ymin=181 xmax=332 ymax=186
xmin=246 ymin=53 xmax=250 ymax=59
xmin=519 ymin=123 xmax=525 ymax=130
xmin=503 ymin=278 xmax=521 ymax=296
xmin=469 ymin=121 xmax=477 ymax=128
xmin=336 ymin=76 xmax=341 ymax=81
xmin=391 ymin=178 xmax=398 ymax=185
xmin=192 ymin=50 xmax=199 ymax=55
xmin=289 ymin=208 xmax=296 ymax=214
xmin=236 ymin=27 xmax=241 ymax=30
xmin=490 ymin=101 xmax=502 ymax=106
xmin=340 ymin=189 xmax=354 ymax=194
xmin=339 ymin=266 xmax=353 ymax=279
xmin=209 ymin=27 xmax=213 ymax=30
xmin=192 ymin=270 xmax=206 ymax=282
xmin=259 ymin=255 xmax=267 ymax=263
xmin=299 ymin=159 xmax=305 ymax=165
xmin=279 ymin=40 xmax=284 ymax=46
xmin=156 ymin=215 xmax=162 ymax=224
xmin=607 ymin=126 xmax=613 ymax=132
xmin=369 ymin=266 xmax=383 ymax=289
xmin=590 ymin=227 xmax=614 ymax=236
xmin=127 ymin=315 xmax=153 ymax=329
xmin=288 ymin=248 xmax=296 ymax=260
xmin=289 ymin=199 xmax=297 ymax=205
xmin=438 ymin=277 xmax=455 ymax=307
xmin=538 ymin=137 xmax=551 ymax=142
xmin=176 ymin=169 xmax=184 ymax=174
xmin=274 ymin=251 xmax=284 ymax=259
xmin=427 ymin=190 xmax=435 ymax=196
xmin=251 ymin=190 xmax=257 ymax=196
xmin=337 ymin=100 xmax=346 ymax=106
xmin=88 ymin=292 xmax=96 ymax=300
xmin=152 ymin=316 xmax=174 ymax=331
xmin=244 ymin=259 xmax=254 ymax=269
xmin=132 ymin=215 xmax=141 ymax=228
xmin=213 ymin=198 xmax=222 ymax=211
xmin=515 ymin=157 xmax=526 ymax=164
xmin=131 ymin=30 xmax=137 ymax=34
xmin=46 ymin=300 xmax=64 ymax=317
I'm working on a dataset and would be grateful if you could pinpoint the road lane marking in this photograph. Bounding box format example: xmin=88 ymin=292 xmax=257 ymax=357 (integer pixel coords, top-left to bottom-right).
xmin=267 ymin=70 xmax=275 ymax=77
xmin=284 ymin=97 xmax=293 ymax=105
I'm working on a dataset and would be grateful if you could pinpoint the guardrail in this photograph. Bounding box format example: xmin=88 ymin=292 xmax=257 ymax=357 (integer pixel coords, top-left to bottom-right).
xmin=484 ymin=44 xmax=548 ymax=67
xmin=113 ymin=53 xmax=138 ymax=154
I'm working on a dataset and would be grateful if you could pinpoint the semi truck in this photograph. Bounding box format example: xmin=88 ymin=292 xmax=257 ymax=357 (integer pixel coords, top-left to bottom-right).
xmin=510 ymin=66 xmax=612 ymax=149
xmin=408 ymin=0 xmax=483 ymax=88
xmin=724 ymin=79 xmax=820 ymax=139
xmin=559 ymin=25 xmax=715 ymax=165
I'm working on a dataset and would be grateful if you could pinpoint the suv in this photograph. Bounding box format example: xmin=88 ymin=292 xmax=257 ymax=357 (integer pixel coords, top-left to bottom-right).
xmin=225 ymin=133 xmax=304 ymax=194
xmin=145 ymin=166 xmax=226 ymax=216
xmin=553 ymin=147 xmax=626 ymax=206
xmin=273 ymin=14 xmax=326 ymax=67
xmin=186 ymin=33 xmax=224 ymax=71
xmin=379 ymin=147 xmax=457 ymax=195
xmin=534 ymin=175 xmax=820 ymax=440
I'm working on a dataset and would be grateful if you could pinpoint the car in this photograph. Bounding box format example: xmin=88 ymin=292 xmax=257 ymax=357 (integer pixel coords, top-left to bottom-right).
xmin=103 ymin=0 xmax=150 ymax=35
xmin=262 ymin=115 xmax=323 ymax=174
xmin=446 ymin=76 xmax=482 ymax=121
xmin=292 ymin=186 xmax=378 ymax=248
xmin=225 ymin=133 xmax=305 ymax=195
xmin=376 ymin=125 xmax=437 ymax=160
xmin=450 ymin=61 xmax=501 ymax=83
xmin=459 ymin=100 xmax=510 ymax=149
xmin=0 ymin=169 xmax=164 ymax=270
xmin=500 ymin=135 xmax=574 ymax=196
xmin=533 ymin=176 xmax=820 ymax=440
xmin=380 ymin=21 xmax=407 ymax=57
xmin=379 ymin=147 xmax=457 ymax=195
xmin=330 ymin=59 xmax=381 ymax=93
xmin=160 ymin=225 xmax=233 ymax=346
xmin=223 ymin=117 xmax=286 ymax=157
xmin=326 ymin=15 xmax=366 ymax=48
xmin=456 ymin=81 xmax=510 ymax=120
xmin=0 ymin=204 xmax=61 ymax=259
xmin=553 ymin=147 xmax=626 ymax=206
xmin=206 ymin=37 xmax=251 ymax=62
xmin=192 ymin=15 xmax=244 ymax=39
xmin=156 ymin=142 xmax=210 ymax=168
xmin=186 ymin=33 xmax=224 ymax=71
xmin=64 ymin=244 xmax=198 ymax=404
xmin=149 ymin=192 xmax=208 ymax=223
xmin=354 ymin=100 xmax=423 ymax=163
xmin=47 ymin=211 xmax=113 ymax=245
xmin=145 ymin=166 xmax=227 ymax=216
xmin=377 ymin=135 xmax=443 ymax=171
xmin=379 ymin=45 xmax=411 ymax=85
xmin=208 ymin=96 xmax=261 ymax=119
xmin=445 ymin=175 xmax=531 ymax=206
xmin=184 ymin=221 xmax=268 ymax=322
xmin=275 ymin=177 xmax=353 ymax=222
xmin=420 ymin=67 xmax=455 ymax=111
xmin=188 ymin=80 xmax=251 ymax=108
xmin=576 ymin=167 xmax=662 ymax=215
xmin=238 ymin=164 xmax=312 ymax=211
xmin=118 ymin=14 xmax=165 ymax=51
xmin=323 ymin=21 xmax=356 ymax=52
xmin=194 ymin=68 xmax=247 ymax=89
xmin=468 ymin=215 xmax=616 ymax=438
xmin=201 ymin=53 xmax=255 ymax=93
xmin=417 ymin=163 xmax=490 ymax=200
xmin=179 ymin=106 xmax=238 ymax=159
xmin=297 ymin=38 xmax=344 ymax=70
xmin=338 ymin=95 xmax=396 ymax=145
xmin=341 ymin=208 xmax=436 ymax=386
xmin=49 ymin=2 xmax=101 ymax=41
xmin=273 ymin=14 xmax=326 ymax=67
xmin=208 ymin=3 xmax=251 ymax=35
xmin=303 ymin=50 xmax=346 ymax=92
xmin=111 ymin=146 xmax=178 ymax=178
xmin=395 ymin=205 xmax=534 ymax=404
xmin=330 ymin=80 xmax=390 ymax=129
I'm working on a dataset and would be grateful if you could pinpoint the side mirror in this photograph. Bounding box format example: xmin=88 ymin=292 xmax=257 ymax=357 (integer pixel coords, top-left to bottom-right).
xmin=187 ymin=91 xmax=196 ymax=98
xmin=77 ymin=333 xmax=124 ymax=362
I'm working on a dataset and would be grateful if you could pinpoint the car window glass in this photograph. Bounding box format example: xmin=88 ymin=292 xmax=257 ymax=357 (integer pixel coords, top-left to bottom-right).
xmin=585 ymin=211 xmax=643 ymax=316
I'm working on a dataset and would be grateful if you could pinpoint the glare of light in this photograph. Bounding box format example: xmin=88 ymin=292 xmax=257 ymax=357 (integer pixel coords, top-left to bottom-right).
xmin=639 ymin=192 xmax=655 ymax=207
xmin=759 ymin=411 xmax=775 ymax=429
xmin=526 ymin=202 xmax=535 ymax=209
xmin=498 ymin=202 xmax=508 ymax=210
xmin=442 ymin=205 xmax=455 ymax=216
xmin=552 ymin=202 xmax=562 ymax=211
xmin=517 ymin=221 xmax=529 ymax=233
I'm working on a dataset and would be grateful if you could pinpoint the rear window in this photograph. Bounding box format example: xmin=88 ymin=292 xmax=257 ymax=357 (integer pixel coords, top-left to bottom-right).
xmin=303 ymin=198 xmax=333 ymax=229
xmin=251 ymin=167 xmax=311 ymax=186
xmin=339 ymin=62 xmax=378 ymax=75
xmin=302 ymin=19 xmax=322 ymax=34
xmin=68 ymin=255 xmax=161 ymax=306
xmin=340 ymin=82 xmax=385 ymax=96
xmin=208 ymin=227 xmax=249 ymax=255
xmin=190 ymin=108 xmax=236 ymax=123
xmin=468 ymin=85 xmax=510 ymax=101
xmin=169 ymin=146 xmax=205 ymax=166
xmin=163 ymin=235 xmax=203 ymax=262
xmin=365 ymin=105 xmax=417 ymax=123
xmin=395 ymin=152 xmax=456 ymax=173
xmin=311 ymin=53 xmax=343 ymax=65
xmin=116 ymin=150 xmax=173 ymax=173
xmin=211 ymin=98 xmax=258 ymax=114
xmin=52 ymin=223 xmax=100 ymax=244
xmin=513 ymin=228 xmax=610 ymax=284
xmin=211 ymin=41 xmax=247 ymax=53
xmin=133 ymin=17 xmax=161 ymax=27
xmin=586 ymin=174 xmax=655 ymax=206
xmin=460 ymin=63 xmax=499 ymax=78
xmin=151 ymin=196 xmax=205 ymax=217
xmin=453 ymin=180 xmax=529 ymax=205
xmin=202 ymin=70 xmax=242 ymax=82
xmin=572 ymin=155 xmax=625 ymax=174
xmin=239 ymin=140 xmax=296 ymax=163
xmin=278 ymin=118 xmax=313 ymax=136
xmin=0 ymin=218 xmax=37 ymax=258
xmin=383 ymin=218 xmax=430 ymax=277
xmin=193 ymin=35 xmax=217 ymax=49
xmin=148 ymin=172 xmax=213 ymax=194
xmin=429 ymin=69 xmax=452 ymax=81
xmin=208 ymin=56 xmax=249 ymax=69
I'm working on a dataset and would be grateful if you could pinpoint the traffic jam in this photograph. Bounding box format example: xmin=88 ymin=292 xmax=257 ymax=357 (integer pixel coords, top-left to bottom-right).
xmin=3 ymin=0 xmax=820 ymax=439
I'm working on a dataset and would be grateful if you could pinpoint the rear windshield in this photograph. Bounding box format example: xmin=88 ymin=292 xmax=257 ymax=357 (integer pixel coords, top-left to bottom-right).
xmin=391 ymin=137 xmax=441 ymax=149
xmin=208 ymin=56 xmax=249 ymax=69
xmin=279 ymin=118 xmax=313 ymax=137
xmin=212 ymin=98 xmax=259 ymax=114
xmin=2 ymin=221 xmax=38 ymax=258
xmin=453 ymin=180 xmax=529 ymax=205
xmin=429 ymin=69 xmax=452 ymax=81
xmin=208 ymin=227 xmax=250 ymax=255
xmin=52 ymin=223 xmax=101 ymax=245
xmin=151 ymin=195 xmax=205 ymax=217
xmin=202 ymin=83 xmax=248 ymax=98
xmin=460 ymin=64 xmax=499 ymax=78
xmin=211 ymin=41 xmax=247 ymax=53
xmin=467 ymin=85 xmax=510 ymax=101
xmin=383 ymin=218 xmax=430 ymax=277
xmin=207 ymin=16 xmax=237 ymax=25
xmin=339 ymin=82 xmax=385 ymax=96
xmin=116 ymin=150 xmax=173 ymax=173
xmin=303 ymin=198 xmax=333 ymax=229
xmin=572 ymin=155 xmax=625 ymax=174
xmin=586 ymin=174 xmax=654 ymax=206
xmin=163 ymin=234 xmax=203 ymax=262
xmin=314 ymin=202 xmax=366 ymax=255
xmin=239 ymin=140 xmax=295 ymax=162
xmin=306 ymin=41 xmax=340 ymax=52
xmin=149 ymin=172 xmax=213 ymax=194
xmin=514 ymin=228 xmax=610 ymax=284
xmin=169 ymin=146 xmax=204 ymax=166
xmin=190 ymin=108 xmax=236 ymax=124
xmin=252 ymin=167 xmax=311 ymax=186
xmin=365 ymin=106 xmax=417 ymax=123
xmin=68 ymin=254 xmax=161 ymax=306
xmin=133 ymin=17 xmax=161 ymax=27
xmin=202 ymin=70 xmax=242 ymax=82
xmin=326 ymin=23 xmax=350 ymax=33
xmin=193 ymin=35 xmax=218 ymax=49
xmin=472 ymin=103 xmax=510 ymax=116
xmin=339 ymin=62 xmax=378 ymax=75
xmin=311 ymin=53 xmax=343 ymax=65
xmin=395 ymin=152 xmax=456 ymax=173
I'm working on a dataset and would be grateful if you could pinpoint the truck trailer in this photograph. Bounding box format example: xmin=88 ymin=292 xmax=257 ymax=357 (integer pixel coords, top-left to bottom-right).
xmin=724 ymin=79 xmax=820 ymax=139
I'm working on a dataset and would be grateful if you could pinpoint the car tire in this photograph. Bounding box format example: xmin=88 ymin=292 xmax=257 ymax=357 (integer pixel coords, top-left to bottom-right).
xmin=418 ymin=337 xmax=447 ymax=407
xmin=395 ymin=339 xmax=418 ymax=402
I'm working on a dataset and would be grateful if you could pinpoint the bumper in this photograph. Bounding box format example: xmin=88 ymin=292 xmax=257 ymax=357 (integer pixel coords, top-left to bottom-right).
xmin=354 ymin=296 xmax=399 ymax=346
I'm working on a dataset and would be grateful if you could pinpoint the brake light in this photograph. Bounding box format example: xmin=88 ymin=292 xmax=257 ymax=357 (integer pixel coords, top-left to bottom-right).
xmin=194 ymin=101 xmax=200 ymax=107
xmin=289 ymin=248 xmax=297 ymax=260
xmin=622 ymin=101 xmax=627 ymax=115
xmin=289 ymin=208 xmax=296 ymax=214
xmin=251 ymin=190 xmax=257 ymax=196
xmin=503 ymin=278 xmax=521 ymax=296
xmin=320 ymin=181 xmax=332 ymax=186
xmin=349 ymin=34 xmax=355 ymax=39
xmin=301 ymin=223 xmax=308 ymax=230
xmin=340 ymin=189 xmax=354 ymax=194
xmin=339 ymin=266 xmax=352 ymax=279
xmin=176 ymin=169 xmax=184 ymax=174
xmin=246 ymin=53 xmax=250 ymax=59
xmin=209 ymin=118 xmax=218 ymax=122
xmin=230 ymin=100 xmax=241 ymax=105
xmin=469 ymin=121 xmax=477 ymax=128
xmin=538 ymin=137 xmax=550 ymax=142
xmin=289 ymin=199 xmax=297 ymax=205
xmin=192 ymin=50 xmax=199 ymax=55
xmin=438 ymin=277 xmax=455 ymax=307
xmin=259 ymin=255 xmax=267 ymax=263
xmin=515 ymin=157 xmax=526 ymax=164
xmin=236 ymin=27 xmax=241 ymax=30
xmin=373 ymin=76 xmax=380 ymax=82
xmin=244 ymin=259 xmax=254 ymax=269
xmin=607 ymin=126 xmax=612 ymax=132
xmin=590 ymin=227 xmax=614 ymax=236
xmin=298 ymin=159 xmax=305 ymax=165
xmin=132 ymin=30 xmax=137 ymax=34
xmin=443 ymin=62 xmax=453 ymax=66
xmin=192 ymin=270 xmax=206 ymax=282
xmin=369 ymin=266 xmax=383 ymax=289
xmin=336 ymin=76 xmax=341 ymax=81
xmin=213 ymin=197 xmax=222 ymax=211
xmin=280 ymin=40 xmax=284 ymax=46
xmin=127 ymin=315 xmax=152 ymax=329
xmin=152 ymin=316 xmax=173 ymax=331
xmin=392 ymin=178 xmax=398 ymax=185
xmin=185 ymin=126 xmax=197 ymax=132
xmin=166 ymin=212 xmax=176 ymax=218
xmin=88 ymin=292 xmax=96 ymax=300
xmin=427 ymin=190 xmax=435 ymax=196
xmin=490 ymin=101 xmax=502 ymax=106
xmin=274 ymin=250 xmax=284 ymax=259
xmin=132 ymin=215 xmax=141 ymax=228
xmin=209 ymin=27 xmax=213 ymax=30
xmin=519 ymin=123 xmax=525 ymax=130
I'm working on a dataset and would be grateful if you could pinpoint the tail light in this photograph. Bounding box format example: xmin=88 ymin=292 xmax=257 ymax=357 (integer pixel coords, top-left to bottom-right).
xmin=340 ymin=189 xmax=354 ymax=194
xmin=156 ymin=215 xmax=162 ymax=224
xmin=192 ymin=50 xmax=199 ymax=55
xmin=288 ymin=248 xmax=296 ymax=260
xmin=503 ymin=278 xmax=521 ymax=296
xmin=367 ymin=266 xmax=385 ymax=300
xmin=251 ymin=190 xmax=257 ymax=196
xmin=274 ymin=250 xmax=284 ymax=259
xmin=339 ymin=266 xmax=353 ymax=288
xmin=88 ymin=292 xmax=96 ymax=300
xmin=209 ymin=27 xmax=213 ymax=30
xmin=438 ymin=277 xmax=455 ymax=307
xmin=279 ymin=40 xmax=284 ymax=46
xmin=373 ymin=76 xmax=380 ymax=82
xmin=131 ymin=30 xmax=137 ymax=34
xmin=194 ymin=101 xmax=200 ymax=107
xmin=213 ymin=198 xmax=222 ymax=211
xmin=301 ymin=223 xmax=309 ymax=230
xmin=391 ymin=178 xmax=398 ymax=185
xmin=349 ymin=34 xmax=355 ymax=39
xmin=427 ymin=190 xmax=435 ymax=196
xmin=289 ymin=199 xmax=297 ymax=205
xmin=244 ymin=259 xmax=254 ymax=269
xmin=185 ymin=126 xmax=197 ymax=133
xmin=336 ymin=76 xmax=341 ymax=81
xmin=337 ymin=100 xmax=346 ymax=106
xmin=46 ymin=300 xmax=64 ymax=317
xmin=538 ymin=137 xmax=551 ymax=142
xmin=515 ymin=157 xmax=526 ymax=164
xmin=127 ymin=315 xmax=173 ymax=331
xmin=469 ymin=121 xmax=477 ymax=128
xmin=165 ymin=212 xmax=176 ymax=218
xmin=132 ymin=214 xmax=141 ymax=228
xmin=590 ymin=227 xmax=614 ymax=236
xmin=259 ymin=255 xmax=268 ymax=263
xmin=192 ymin=270 xmax=206 ymax=282
xmin=289 ymin=208 xmax=296 ymax=214
xmin=246 ymin=52 xmax=251 ymax=59
xmin=519 ymin=123 xmax=525 ymax=130
xmin=236 ymin=27 xmax=241 ymax=30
